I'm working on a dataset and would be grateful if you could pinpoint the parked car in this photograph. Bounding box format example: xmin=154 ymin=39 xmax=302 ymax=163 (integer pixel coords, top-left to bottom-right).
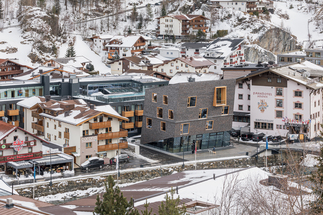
xmin=230 ymin=129 xmax=240 ymax=137
xmin=263 ymin=135 xmax=273 ymax=142
xmin=252 ymin=133 xmax=266 ymax=142
xmin=241 ymin=132 xmax=253 ymax=141
xmin=110 ymin=154 xmax=130 ymax=165
xmin=81 ymin=157 xmax=104 ymax=171
xmin=272 ymin=136 xmax=283 ymax=142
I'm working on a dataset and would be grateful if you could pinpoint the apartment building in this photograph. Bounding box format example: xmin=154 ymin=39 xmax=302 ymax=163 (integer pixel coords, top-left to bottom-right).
xmin=141 ymin=78 xmax=235 ymax=152
xmin=108 ymin=56 xmax=163 ymax=75
xmin=0 ymin=59 xmax=31 ymax=80
xmin=305 ymin=48 xmax=323 ymax=66
xmin=18 ymin=96 xmax=129 ymax=165
xmin=154 ymin=56 xmax=215 ymax=77
xmin=233 ymin=61 xmax=323 ymax=140
xmin=105 ymin=36 xmax=148 ymax=60
xmin=277 ymin=51 xmax=305 ymax=65
xmin=180 ymin=42 xmax=209 ymax=57
xmin=204 ymin=38 xmax=245 ymax=75
xmin=156 ymin=14 xmax=209 ymax=38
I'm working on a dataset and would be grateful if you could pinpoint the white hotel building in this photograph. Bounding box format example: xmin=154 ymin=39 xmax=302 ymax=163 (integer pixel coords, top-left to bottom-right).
xmin=232 ymin=61 xmax=323 ymax=140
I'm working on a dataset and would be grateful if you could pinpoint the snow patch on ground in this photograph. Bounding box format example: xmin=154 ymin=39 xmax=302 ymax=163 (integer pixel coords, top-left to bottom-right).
xmin=301 ymin=154 xmax=319 ymax=167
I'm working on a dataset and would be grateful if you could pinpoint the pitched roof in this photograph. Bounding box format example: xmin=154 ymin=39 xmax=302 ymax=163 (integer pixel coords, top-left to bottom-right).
xmin=125 ymin=69 xmax=171 ymax=79
xmin=106 ymin=36 xmax=146 ymax=48
xmin=0 ymin=59 xmax=32 ymax=69
xmin=178 ymin=56 xmax=215 ymax=68
xmin=206 ymin=38 xmax=244 ymax=59
xmin=169 ymin=72 xmax=220 ymax=84
xmin=237 ymin=61 xmax=323 ymax=90
xmin=182 ymin=42 xmax=209 ymax=49
xmin=0 ymin=121 xmax=16 ymax=140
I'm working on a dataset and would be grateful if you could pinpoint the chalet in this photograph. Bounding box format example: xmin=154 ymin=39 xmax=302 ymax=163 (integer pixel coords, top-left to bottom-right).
xmin=156 ymin=14 xmax=209 ymax=38
xmin=18 ymin=96 xmax=129 ymax=165
xmin=108 ymin=56 xmax=163 ymax=75
xmin=105 ymin=36 xmax=148 ymax=60
xmin=154 ymin=56 xmax=215 ymax=77
xmin=42 ymin=56 xmax=92 ymax=71
xmin=0 ymin=59 xmax=32 ymax=80
xmin=204 ymin=38 xmax=245 ymax=75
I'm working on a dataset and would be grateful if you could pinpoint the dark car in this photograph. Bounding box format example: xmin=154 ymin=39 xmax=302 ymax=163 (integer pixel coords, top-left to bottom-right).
xmin=110 ymin=154 xmax=130 ymax=165
xmin=241 ymin=132 xmax=253 ymax=141
xmin=272 ymin=136 xmax=283 ymax=142
xmin=230 ymin=129 xmax=240 ymax=137
xmin=252 ymin=133 xmax=265 ymax=142
xmin=263 ymin=135 xmax=273 ymax=142
xmin=80 ymin=157 xmax=104 ymax=171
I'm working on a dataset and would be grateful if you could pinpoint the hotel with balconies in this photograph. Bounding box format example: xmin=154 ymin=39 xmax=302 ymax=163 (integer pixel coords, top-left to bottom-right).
xmin=204 ymin=38 xmax=245 ymax=76
xmin=18 ymin=96 xmax=129 ymax=165
xmin=156 ymin=14 xmax=209 ymax=38
xmin=0 ymin=59 xmax=31 ymax=81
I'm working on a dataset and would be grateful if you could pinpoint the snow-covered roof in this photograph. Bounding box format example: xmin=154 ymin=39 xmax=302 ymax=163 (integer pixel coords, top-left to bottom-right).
xmin=169 ymin=72 xmax=220 ymax=84
xmin=106 ymin=35 xmax=146 ymax=48
xmin=17 ymin=96 xmax=45 ymax=109
xmin=238 ymin=61 xmax=323 ymax=90
xmin=206 ymin=38 xmax=244 ymax=59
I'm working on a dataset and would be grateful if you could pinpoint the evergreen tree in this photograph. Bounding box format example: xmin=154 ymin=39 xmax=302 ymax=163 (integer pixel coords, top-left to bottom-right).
xmin=138 ymin=14 xmax=143 ymax=29
xmin=158 ymin=189 xmax=186 ymax=215
xmin=65 ymin=46 xmax=76 ymax=57
xmin=161 ymin=4 xmax=167 ymax=16
xmin=0 ymin=1 xmax=3 ymax=20
xmin=131 ymin=5 xmax=138 ymax=23
xmin=202 ymin=11 xmax=205 ymax=17
xmin=196 ymin=29 xmax=206 ymax=41
xmin=146 ymin=4 xmax=152 ymax=21
xmin=94 ymin=176 xmax=139 ymax=215
xmin=309 ymin=146 xmax=323 ymax=213
xmin=128 ymin=26 xmax=132 ymax=35
xmin=141 ymin=200 xmax=154 ymax=215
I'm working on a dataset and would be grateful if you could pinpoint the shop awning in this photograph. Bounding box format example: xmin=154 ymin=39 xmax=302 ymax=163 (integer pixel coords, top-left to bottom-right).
xmin=7 ymin=161 xmax=33 ymax=169
xmin=32 ymin=153 xmax=73 ymax=166
xmin=71 ymin=152 xmax=80 ymax=157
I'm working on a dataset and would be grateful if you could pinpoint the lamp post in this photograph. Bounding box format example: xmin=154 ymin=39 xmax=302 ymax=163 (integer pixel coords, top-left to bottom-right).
xmin=49 ymin=149 xmax=52 ymax=187
xmin=182 ymin=136 xmax=185 ymax=169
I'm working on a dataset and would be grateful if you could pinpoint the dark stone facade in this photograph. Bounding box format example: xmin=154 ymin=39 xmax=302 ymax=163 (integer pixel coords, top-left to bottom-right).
xmin=141 ymin=79 xmax=236 ymax=145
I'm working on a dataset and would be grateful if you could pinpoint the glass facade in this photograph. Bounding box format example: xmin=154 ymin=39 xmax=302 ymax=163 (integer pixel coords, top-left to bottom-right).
xmin=148 ymin=131 xmax=231 ymax=153
xmin=0 ymin=86 xmax=43 ymax=99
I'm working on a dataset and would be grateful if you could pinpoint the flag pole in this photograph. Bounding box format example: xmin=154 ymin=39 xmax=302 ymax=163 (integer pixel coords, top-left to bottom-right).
xmin=266 ymin=137 xmax=268 ymax=170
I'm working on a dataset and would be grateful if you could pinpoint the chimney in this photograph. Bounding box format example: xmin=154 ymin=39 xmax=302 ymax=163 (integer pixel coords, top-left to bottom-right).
xmin=5 ymin=198 xmax=14 ymax=209
xmin=39 ymin=69 xmax=43 ymax=74
xmin=45 ymin=95 xmax=51 ymax=102
xmin=90 ymin=104 xmax=95 ymax=109
xmin=64 ymin=111 xmax=70 ymax=117
xmin=188 ymin=77 xmax=195 ymax=82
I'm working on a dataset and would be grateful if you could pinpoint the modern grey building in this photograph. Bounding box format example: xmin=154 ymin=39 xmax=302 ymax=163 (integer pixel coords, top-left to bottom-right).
xmin=141 ymin=78 xmax=236 ymax=153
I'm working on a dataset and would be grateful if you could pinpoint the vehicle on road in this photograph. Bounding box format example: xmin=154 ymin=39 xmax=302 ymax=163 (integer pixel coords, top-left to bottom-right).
xmin=80 ymin=157 xmax=104 ymax=171
xmin=252 ymin=133 xmax=265 ymax=142
xmin=110 ymin=154 xmax=130 ymax=164
xmin=241 ymin=132 xmax=253 ymax=141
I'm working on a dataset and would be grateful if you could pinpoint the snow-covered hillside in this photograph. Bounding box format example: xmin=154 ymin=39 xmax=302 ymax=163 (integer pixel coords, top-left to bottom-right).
xmin=0 ymin=0 xmax=323 ymax=70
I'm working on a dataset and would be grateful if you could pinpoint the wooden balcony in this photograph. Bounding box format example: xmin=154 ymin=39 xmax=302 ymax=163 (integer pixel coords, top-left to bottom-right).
xmin=0 ymin=111 xmax=4 ymax=117
xmin=122 ymin=122 xmax=134 ymax=129
xmin=9 ymin=121 xmax=19 ymax=126
xmin=135 ymin=110 xmax=143 ymax=116
xmin=135 ymin=121 xmax=142 ymax=128
xmin=89 ymin=121 xmax=111 ymax=129
xmin=64 ymin=146 xmax=76 ymax=154
xmin=32 ymin=111 xmax=43 ymax=120
xmin=97 ymin=130 xmax=128 ymax=140
xmin=192 ymin=26 xmax=208 ymax=30
xmin=134 ymin=42 xmax=146 ymax=47
xmin=64 ymin=132 xmax=70 ymax=139
xmin=32 ymin=123 xmax=44 ymax=132
xmin=131 ymin=49 xmax=144 ymax=53
xmin=98 ymin=141 xmax=128 ymax=152
xmin=122 ymin=111 xmax=134 ymax=117
xmin=7 ymin=109 xmax=19 ymax=116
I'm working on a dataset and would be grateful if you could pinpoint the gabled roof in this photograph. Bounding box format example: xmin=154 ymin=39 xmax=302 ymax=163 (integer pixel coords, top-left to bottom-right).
xmin=182 ymin=42 xmax=209 ymax=49
xmin=206 ymin=38 xmax=244 ymax=59
xmin=0 ymin=59 xmax=32 ymax=69
xmin=155 ymin=56 xmax=214 ymax=69
xmin=0 ymin=120 xmax=50 ymax=144
xmin=169 ymin=72 xmax=220 ymax=84
xmin=236 ymin=61 xmax=323 ymax=90
xmin=106 ymin=36 xmax=146 ymax=48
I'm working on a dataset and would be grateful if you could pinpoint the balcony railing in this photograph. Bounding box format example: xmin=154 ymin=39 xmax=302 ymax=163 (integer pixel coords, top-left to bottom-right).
xmin=134 ymin=42 xmax=145 ymax=47
xmin=32 ymin=111 xmax=43 ymax=120
xmin=122 ymin=111 xmax=134 ymax=117
xmin=32 ymin=123 xmax=44 ymax=132
xmin=64 ymin=146 xmax=76 ymax=154
xmin=98 ymin=141 xmax=128 ymax=152
xmin=7 ymin=109 xmax=19 ymax=116
xmin=135 ymin=121 xmax=142 ymax=128
xmin=97 ymin=130 xmax=128 ymax=140
xmin=122 ymin=122 xmax=134 ymax=129
xmin=131 ymin=49 xmax=144 ymax=53
xmin=194 ymin=52 xmax=200 ymax=55
xmin=89 ymin=121 xmax=111 ymax=129
xmin=64 ymin=132 xmax=70 ymax=139
xmin=9 ymin=121 xmax=19 ymax=126
xmin=135 ymin=110 xmax=143 ymax=116
xmin=0 ymin=111 xmax=4 ymax=117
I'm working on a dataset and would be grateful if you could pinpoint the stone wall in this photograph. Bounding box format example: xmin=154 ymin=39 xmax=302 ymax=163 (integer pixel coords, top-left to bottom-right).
xmin=16 ymin=153 xmax=302 ymax=199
